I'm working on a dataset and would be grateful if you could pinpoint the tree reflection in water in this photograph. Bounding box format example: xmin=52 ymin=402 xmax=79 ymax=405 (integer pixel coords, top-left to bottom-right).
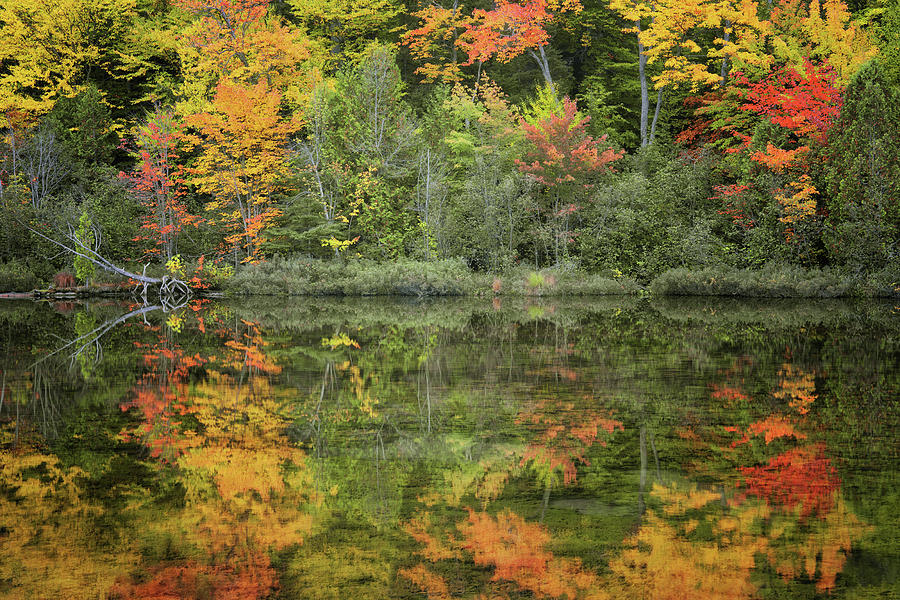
xmin=0 ymin=298 xmax=894 ymax=598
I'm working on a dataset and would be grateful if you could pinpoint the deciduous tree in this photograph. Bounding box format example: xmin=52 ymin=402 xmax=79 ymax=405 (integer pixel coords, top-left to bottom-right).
xmin=518 ymin=95 xmax=623 ymax=264
xmin=184 ymin=79 xmax=296 ymax=263
xmin=121 ymin=109 xmax=198 ymax=261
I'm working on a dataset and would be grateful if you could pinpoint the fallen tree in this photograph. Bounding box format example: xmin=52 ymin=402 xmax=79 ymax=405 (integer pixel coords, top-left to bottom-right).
xmin=25 ymin=219 xmax=192 ymax=304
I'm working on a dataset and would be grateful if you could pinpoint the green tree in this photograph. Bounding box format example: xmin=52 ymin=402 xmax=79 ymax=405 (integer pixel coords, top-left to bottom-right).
xmin=824 ymin=59 xmax=900 ymax=271
xmin=73 ymin=209 xmax=96 ymax=284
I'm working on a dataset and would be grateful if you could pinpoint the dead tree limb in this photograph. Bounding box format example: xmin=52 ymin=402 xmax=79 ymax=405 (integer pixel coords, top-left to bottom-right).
xmin=24 ymin=220 xmax=192 ymax=298
xmin=31 ymin=304 xmax=166 ymax=369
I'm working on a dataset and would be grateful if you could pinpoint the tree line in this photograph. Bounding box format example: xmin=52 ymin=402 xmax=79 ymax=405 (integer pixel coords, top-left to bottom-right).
xmin=0 ymin=0 xmax=897 ymax=288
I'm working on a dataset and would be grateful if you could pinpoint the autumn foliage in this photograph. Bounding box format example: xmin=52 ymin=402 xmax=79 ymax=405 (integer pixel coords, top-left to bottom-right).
xmin=517 ymin=397 xmax=623 ymax=485
xmin=184 ymin=80 xmax=296 ymax=262
xmin=739 ymin=443 xmax=841 ymax=519
xmin=120 ymin=109 xmax=199 ymax=261
xmin=518 ymin=97 xmax=623 ymax=187
xmin=405 ymin=1 xmax=583 ymax=84
xmin=401 ymin=508 xmax=607 ymax=600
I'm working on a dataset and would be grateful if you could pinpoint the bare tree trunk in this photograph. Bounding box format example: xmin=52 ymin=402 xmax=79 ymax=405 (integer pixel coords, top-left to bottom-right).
xmin=650 ymin=88 xmax=664 ymax=145
xmin=24 ymin=221 xmax=191 ymax=301
xmin=637 ymin=21 xmax=650 ymax=147
xmin=720 ymin=20 xmax=732 ymax=87
xmin=450 ymin=0 xmax=459 ymax=68
xmin=528 ymin=45 xmax=554 ymax=90
xmin=23 ymin=127 xmax=67 ymax=210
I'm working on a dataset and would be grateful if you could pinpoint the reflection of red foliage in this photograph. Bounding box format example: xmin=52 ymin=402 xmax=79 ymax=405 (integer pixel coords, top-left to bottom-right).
xmin=120 ymin=335 xmax=207 ymax=461
xmin=709 ymin=383 xmax=750 ymax=403
xmin=739 ymin=443 xmax=840 ymax=519
xmin=518 ymin=400 xmax=623 ymax=485
xmin=52 ymin=301 xmax=76 ymax=314
xmin=109 ymin=552 xmax=276 ymax=599
xmin=726 ymin=414 xmax=807 ymax=448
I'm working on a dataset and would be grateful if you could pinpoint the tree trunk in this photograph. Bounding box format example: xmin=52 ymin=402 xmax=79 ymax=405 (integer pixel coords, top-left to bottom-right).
xmin=528 ymin=45 xmax=554 ymax=90
xmin=720 ymin=20 xmax=732 ymax=87
xmin=650 ymin=88 xmax=664 ymax=145
xmin=637 ymin=22 xmax=650 ymax=147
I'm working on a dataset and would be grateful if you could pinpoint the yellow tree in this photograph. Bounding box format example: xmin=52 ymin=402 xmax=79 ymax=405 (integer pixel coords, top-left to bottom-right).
xmin=609 ymin=0 xmax=875 ymax=146
xmin=184 ymin=79 xmax=297 ymax=263
xmin=175 ymin=0 xmax=322 ymax=113
xmin=287 ymin=0 xmax=403 ymax=66
xmin=0 ymin=0 xmax=139 ymax=118
xmin=723 ymin=0 xmax=876 ymax=84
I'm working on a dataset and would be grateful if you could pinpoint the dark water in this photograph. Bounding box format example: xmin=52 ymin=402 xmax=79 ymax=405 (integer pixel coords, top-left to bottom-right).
xmin=0 ymin=297 xmax=897 ymax=599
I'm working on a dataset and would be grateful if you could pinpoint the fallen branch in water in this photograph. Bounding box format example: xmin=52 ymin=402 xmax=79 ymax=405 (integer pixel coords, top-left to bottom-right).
xmin=31 ymin=303 xmax=166 ymax=370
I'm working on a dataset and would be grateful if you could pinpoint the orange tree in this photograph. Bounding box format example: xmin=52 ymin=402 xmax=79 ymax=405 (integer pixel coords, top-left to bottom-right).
xmin=404 ymin=1 xmax=583 ymax=87
xmin=183 ymin=80 xmax=297 ymax=263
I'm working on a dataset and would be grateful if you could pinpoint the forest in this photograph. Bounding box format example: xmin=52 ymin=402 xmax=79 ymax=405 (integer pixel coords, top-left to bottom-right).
xmin=0 ymin=0 xmax=898 ymax=296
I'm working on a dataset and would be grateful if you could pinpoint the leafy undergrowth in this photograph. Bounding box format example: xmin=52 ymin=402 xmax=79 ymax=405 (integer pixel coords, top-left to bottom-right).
xmin=650 ymin=264 xmax=899 ymax=298
xmin=223 ymin=258 xmax=639 ymax=297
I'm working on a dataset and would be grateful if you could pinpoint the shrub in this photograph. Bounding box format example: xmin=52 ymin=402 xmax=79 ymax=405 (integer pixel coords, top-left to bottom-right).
xmin=649 ymin=264 xmax=860 ymax=298
xmin=53 ymin=271 xmax=77 ymax=288
xmin=0 ymin=261 xmax=40 ymax=292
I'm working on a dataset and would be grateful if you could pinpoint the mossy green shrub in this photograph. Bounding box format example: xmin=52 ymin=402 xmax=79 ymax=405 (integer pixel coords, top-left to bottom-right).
xmin=649 ymin=264 xmax=875 ymax=298
xmin=489 ymin=266 xmax=640 ymax=297
xmin=224 ymin=258 xmax=641 ymax=297
xmin=0 ymin=261 xmax=41 ymax=292
xmin=225 ymin=258 xmax=486 ymax=296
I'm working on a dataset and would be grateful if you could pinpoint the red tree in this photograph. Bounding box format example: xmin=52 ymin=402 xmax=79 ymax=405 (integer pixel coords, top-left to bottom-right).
xmin=120 ymin=109 xmax=199 ymax=261
xmin=517 ymin=97 xmax=623 ymax=263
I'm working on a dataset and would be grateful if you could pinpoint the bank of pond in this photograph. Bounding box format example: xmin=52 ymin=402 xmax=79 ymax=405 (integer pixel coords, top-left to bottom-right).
xmin=2 ymin=258 xmax=898 ymax=300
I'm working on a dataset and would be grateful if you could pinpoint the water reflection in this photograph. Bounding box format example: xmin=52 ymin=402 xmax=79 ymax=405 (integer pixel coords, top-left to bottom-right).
xmin=0 ymin=297 xmax=896 ymax=598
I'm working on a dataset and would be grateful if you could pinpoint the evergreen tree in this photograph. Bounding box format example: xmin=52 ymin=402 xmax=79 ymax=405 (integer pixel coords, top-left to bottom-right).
xmin=825 ymin=59 xmax=900 ymax=270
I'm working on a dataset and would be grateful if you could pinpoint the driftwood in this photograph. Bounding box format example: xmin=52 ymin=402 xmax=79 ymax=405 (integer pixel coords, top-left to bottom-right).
xmin=26 ymin=221 xmax=192 ymax=300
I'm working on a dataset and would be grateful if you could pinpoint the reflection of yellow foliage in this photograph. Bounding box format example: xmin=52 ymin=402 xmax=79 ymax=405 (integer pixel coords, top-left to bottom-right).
xmin=773 ymin=363 xmax=816 ymax=414
xmin=321 ymin=332 xmax=360 ymax=349
xmin=399 ymin=563 xmax=452 ymax=600
xmin=166 ymin=312 xmax=184 ymax=333
xmin=174 ymin=371 xmax=314 ymax=549
xmin=654 ymin=482 xmax=720 ymax=516
xmin=765 ymin=495 xmax=872 ymax=592
xmin=0 ymin=448 xmax=136 ymax=599
xmin=222 ymin=321 xmax=282 ymax=374
xmin=404 ymin=513 xmax=461 ymax=562
xmin=336 ymin=363 xmax=379 ymax=418
xmin=121 ymin=369 xmax=316 ymax=594
xmin=610 ymin=494 xmax=769 ymax=600
xmin=611 ymin=482 xmax=871 ymax=598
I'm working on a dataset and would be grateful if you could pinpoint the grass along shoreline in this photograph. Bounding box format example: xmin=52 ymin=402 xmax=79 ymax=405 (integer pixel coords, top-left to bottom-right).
xmin=2 ymin=257 xmax=895 ymax=299
xmin=220 ymin=258 xmax=899 ymax=299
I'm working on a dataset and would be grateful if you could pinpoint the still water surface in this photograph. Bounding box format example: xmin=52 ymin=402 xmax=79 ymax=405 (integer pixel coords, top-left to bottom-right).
xmin=0 ymin=297 xmax=897 ymax=599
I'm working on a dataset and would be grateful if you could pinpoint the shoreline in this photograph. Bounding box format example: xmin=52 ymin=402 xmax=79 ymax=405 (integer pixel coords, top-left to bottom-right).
xmin=2 ymin=262 xmax=897 ymax=300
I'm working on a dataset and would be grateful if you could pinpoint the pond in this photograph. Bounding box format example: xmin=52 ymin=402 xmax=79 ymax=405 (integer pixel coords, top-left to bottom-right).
xmin=0 ymin=297 xmax=897 ymax=599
